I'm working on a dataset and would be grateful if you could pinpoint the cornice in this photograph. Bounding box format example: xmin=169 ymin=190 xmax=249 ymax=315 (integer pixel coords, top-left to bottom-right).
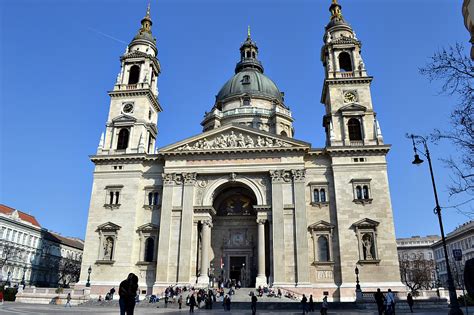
xmin=108 ymin=89 xmax=162 ymax=112
xmin=160 ymin=146 xmax=308 ymax=157
xmin=325 ymin=145 xmax=391 ymax=156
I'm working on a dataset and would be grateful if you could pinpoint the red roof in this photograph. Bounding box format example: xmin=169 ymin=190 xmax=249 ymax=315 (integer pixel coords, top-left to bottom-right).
xmin=0 ymin=204 xmax=41 ymax=227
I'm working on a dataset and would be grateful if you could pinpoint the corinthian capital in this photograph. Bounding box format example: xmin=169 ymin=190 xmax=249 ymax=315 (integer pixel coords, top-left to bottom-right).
xmin=269 ymin=170 xmax=291 ymax=183
xmin=291 ymin=169 xmax=306 ymax=182
xmin=182 ymin=172 xmax=197 ymax=185
xmin=162 ymin=173 xmax=183 ymax=185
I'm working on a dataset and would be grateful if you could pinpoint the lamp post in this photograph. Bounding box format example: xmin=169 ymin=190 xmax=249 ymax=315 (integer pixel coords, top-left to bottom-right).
xmin=409 ymin=134 xmax=463 ymax=315
xmin=21 ymin=267 xmax=26 ymax=289
xmin=355 ymin=266 xmax=363 ymax=302
xmin=86 ymin=265 xmax=92 ymax=288
xmin=6 ymin=271 xmax=11 ymax=287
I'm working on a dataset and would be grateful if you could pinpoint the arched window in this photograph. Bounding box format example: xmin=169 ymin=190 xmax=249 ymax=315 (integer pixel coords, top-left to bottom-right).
xmin=356 ymin=186 xmax=362 ymax=199
xmin=128 ymin=65 xmax=140 ymax=84
xmin=320 ymin=189 xmax=326 ymax=202
xmin=242 ymin=75 xmax=250 ymax=85
xmin=148 ymin=192 xmax=159 ymax=205
xmin=109 ymin=191 xmax=114 ymax=205
xmin=318 ymin=236 xmax=330 ymax=262
xmin=313 ymin=189 xmax=320 ymax=202
xmin=246 ymin=51 xmax=251 ymax=58
xmin=280 ymin=131 xmax=288 ymax=137
xmin=117 ymin=129 xmax=130 ymax=150
xmin=348 ymin=118 xmax=362 ymax=141
xmin=338 ymin=52 xmax=353 ymax=72
xmin=363 ymin=185 xmax=369 ymax=199
xmin=144 ymin=237 xmax=154 ymax=262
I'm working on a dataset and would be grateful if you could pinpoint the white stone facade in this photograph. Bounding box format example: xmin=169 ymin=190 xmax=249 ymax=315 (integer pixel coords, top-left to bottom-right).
xmin=0 ymin=204 xmax=83 ymax=288
xmin=78 ymin=2 xmax=404 ymax=301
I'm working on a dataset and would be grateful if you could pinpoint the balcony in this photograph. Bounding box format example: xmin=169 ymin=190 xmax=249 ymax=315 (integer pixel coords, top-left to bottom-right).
xmin=114 ymin=82 xmax=152 ymax=91
xmin=350 ymin=140 xmax=364 ymax=146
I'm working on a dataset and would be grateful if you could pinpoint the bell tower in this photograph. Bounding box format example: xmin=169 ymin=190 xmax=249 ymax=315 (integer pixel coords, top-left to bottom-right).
xmin=320 ymin=0 xmax=383 ymax=147
xmin=97 ymin=4 xmax=162 ymax=155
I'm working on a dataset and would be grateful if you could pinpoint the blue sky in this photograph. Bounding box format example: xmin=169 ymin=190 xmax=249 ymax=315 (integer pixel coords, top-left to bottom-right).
xmin=0 ymin=0 xmax=471 ymax=239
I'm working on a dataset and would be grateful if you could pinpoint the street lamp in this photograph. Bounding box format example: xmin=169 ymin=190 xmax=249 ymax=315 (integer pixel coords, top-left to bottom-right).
xmin=86 ymin=265 xmax=92 ymax=287
xmin=355 ymin=266 xmax=361 ymax=291
xmin=21 ymin=267 xmax=26 ymax=289
xmin=6 ymin=271 xmax=11 ymax=287
xmin=409 ymin=134 xmax=463 ymax=315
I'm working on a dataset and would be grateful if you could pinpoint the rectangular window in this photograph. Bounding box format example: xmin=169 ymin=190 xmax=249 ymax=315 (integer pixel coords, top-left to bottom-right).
xmin=104 ymin=185 xmax=123 ymax=209
xmin=351 ymin=179 xmax=372 ymax=204
xmin=309 ymin=182 xmax=329 ymax=206
xmin=144 ymin=186 xmax=162 ymax=209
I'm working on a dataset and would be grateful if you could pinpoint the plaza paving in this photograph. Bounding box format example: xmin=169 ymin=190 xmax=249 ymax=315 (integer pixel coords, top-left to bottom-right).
xmin=1 ymin=302 xmax=467 ymax=315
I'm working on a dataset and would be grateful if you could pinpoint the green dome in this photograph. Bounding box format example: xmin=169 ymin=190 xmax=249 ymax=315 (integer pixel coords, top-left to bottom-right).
xmin=216 ymin=69 xmax=282 ymax=102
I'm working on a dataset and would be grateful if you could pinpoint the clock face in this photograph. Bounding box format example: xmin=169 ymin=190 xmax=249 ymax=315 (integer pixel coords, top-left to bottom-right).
xmin=344 ymin=91 xmax=357 ymax=103
xmin=122 ymin=103 xmax=134 ymax=114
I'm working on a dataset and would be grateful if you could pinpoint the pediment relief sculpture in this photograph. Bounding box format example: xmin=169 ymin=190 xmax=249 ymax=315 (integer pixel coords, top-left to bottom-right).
xmin=176 ymin=131 xmax=292 ymax=151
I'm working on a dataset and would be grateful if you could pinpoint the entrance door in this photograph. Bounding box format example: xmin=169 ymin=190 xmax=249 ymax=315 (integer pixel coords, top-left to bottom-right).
xmin=229 ymin=256 xmax=246 ymax=286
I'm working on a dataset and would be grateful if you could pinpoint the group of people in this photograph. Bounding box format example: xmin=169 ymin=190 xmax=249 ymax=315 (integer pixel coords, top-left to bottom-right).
xmin=301 ymin=294 xmax=328 ymax=314
xmin=374 ymin=288 xmax=398 ymax=315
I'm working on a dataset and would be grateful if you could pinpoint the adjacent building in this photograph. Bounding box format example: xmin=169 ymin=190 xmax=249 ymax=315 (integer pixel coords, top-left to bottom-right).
xmin=78 ymin=1 xmax=404 ymax=301
xmin=0 ymin=204 xmax=84 ymax=288
xmin=463 ymin=0 xmax=474 ymax=59
xmin=433 ymin=221 xmax=474 ymax=289
xmin=396 ymin=235 xmax=440 ymax=289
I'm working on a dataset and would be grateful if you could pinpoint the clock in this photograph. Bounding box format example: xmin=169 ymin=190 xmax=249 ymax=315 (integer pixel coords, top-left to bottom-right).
xmin=343 ymin=91 xmax=358 ymax=103
xmin=122 ymin=103 xmax=134 ymax=114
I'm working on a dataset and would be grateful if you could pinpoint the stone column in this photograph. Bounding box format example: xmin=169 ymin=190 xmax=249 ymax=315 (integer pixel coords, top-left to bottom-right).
xmin=197 ymin=219 xmax=212 ymax=285
xmin=292 ymin=169 xmax=311 ymax=286
xmin=155 ymin=173 xmax=179 ymax=286
xmin=177 ymin=173 xmax=196 ymax=284
xmin=270 ymin=170 xmax=289 ymax=285
xmin=256 ymin=219 xmax=267 ymax=286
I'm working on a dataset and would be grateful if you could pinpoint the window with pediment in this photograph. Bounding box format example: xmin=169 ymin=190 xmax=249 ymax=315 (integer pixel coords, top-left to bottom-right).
xmin=352 ymin=218 xmax=380 ymax=264
xmin=308 ymin=221 xmax=335 ymax=264
xmin=136 ymin=223 xmax=159 ymax=264
xmin=96 ymin=222 xmax=121 ymax=264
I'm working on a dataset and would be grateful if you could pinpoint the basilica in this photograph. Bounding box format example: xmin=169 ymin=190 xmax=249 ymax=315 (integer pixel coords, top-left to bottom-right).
xmin=78 ymin=1 xmax=404 ymax=301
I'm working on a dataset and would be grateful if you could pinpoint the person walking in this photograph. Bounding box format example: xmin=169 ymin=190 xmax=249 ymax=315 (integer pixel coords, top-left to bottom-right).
xmin=320 ymin=296 xmax=328 ymax=315
xmin=178 ymin=295 xmax=183 ymax=309
xmin=251 ymin=291 xmax=258 ymax=315
xmin=407 ymin=292 xmax=414 ymax=313
xmin=189 ymin=293 xmax=196 ymax=313
xmin=225 ymin=294 xmax=231 ymax=311
xmin=374 ymin=288 xmax=385 ymax=315
xmin=119 ymin=273 xmax=139 ymax=315
xmin=385 ymin=289 xmax=396 ymax=315
xmin=65 ymin=292 xmax=72 ymax=307
xmin=0 ymin=289 xmax=3 ymax=306
xmin=309 ymin=294 xmax=314 ymax=312
xmin=301 ymin=294 xmax=308 ymax=314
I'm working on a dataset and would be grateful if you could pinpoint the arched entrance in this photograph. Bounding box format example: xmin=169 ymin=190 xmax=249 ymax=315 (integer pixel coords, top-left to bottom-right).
xmin=210 ymin=183 xmax=258 ymax=287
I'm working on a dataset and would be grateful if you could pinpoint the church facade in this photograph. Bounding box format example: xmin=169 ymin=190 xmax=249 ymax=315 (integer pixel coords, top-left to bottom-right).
xmin=78 ymin=1 xmax=404 ymax=301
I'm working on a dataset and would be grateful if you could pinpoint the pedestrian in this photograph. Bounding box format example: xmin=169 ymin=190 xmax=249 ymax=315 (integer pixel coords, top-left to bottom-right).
xmin=0 ymin=289 xmax=3 ymax=306
xmin=320 ymin=296 xmax=328 ymax=315
xmin=309 ymin=294 xmax=314 ymax=312
xmin=407 ymin=292 xmax=414 ymax=313
xmin=251 ymin=291 xmax=258 ymax=315
xmin=374 ymin=288 xmax=385 ymax=315
xmin=189 ymin=293 xmax=196 ymax=313
xmin=278 ymin=288 xmax=282 ymax=298
xmin=223 ymin=295 xmax=228 ymax=311
xmin=178 ymin=295 xmax=183 ymax=309
xmin=385 ymin=288 xmax=396 ymax=315
xmin=301 ymin=294 xmax=308 ymax=314
xmin=110 ymin=287 xmax=116 ymax=300
xmin=65 ymin=293 xmax=72 ymax=307
xmin=225 ymin=294 xmax=231 ymax=311
xmin=119 ymin=273 xmax=139 ymax=315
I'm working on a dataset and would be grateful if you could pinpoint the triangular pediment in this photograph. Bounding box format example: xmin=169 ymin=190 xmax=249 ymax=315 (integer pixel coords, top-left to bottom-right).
xmin=352 ymin=218 xmax=379 ymax=228
xmin=96 ymin=222 xmax=121 ymax=231
xmin=308 ymin=220 xmax=335 ymax=231
xmin=159 ymin=124 xmax=310 ymax=154
xmin=339 ymin=103 xmax=366 ymax=112
xmin=112 ymin=114 xmax=137 ymax=124
xmin=136 ymin=223 xmax=159 ymax=232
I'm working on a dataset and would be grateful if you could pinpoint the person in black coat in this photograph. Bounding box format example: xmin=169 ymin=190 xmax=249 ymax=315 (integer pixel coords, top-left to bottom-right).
xmin=119 ymin=273 xmax=138 ymax=315
xmin=374 ymin=288 xmax=385 ymax=315
xmin=407 ymin=293 xmax=414 ymax=313
xmin=251 ymin=291 xmax=258 ymax=315
xmin=301 ymin=294 xmax=308 ymax=314
xmin=189 ymin=293 xmax=196 ymax=313
xmin=309 ymin=294 xmax=314 ymax=312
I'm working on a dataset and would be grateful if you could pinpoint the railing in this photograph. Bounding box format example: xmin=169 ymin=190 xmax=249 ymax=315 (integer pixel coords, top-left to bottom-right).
xmin=204 ymin=106 xmax=292 ymax=121
xmin=350 ymin=140 xmax=364 ymax=146
xmin=114 ymin=83 xmax=151 ymax=91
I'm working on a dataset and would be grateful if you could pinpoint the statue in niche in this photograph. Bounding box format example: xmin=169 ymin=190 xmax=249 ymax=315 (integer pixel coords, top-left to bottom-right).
xmin=221 ymin=195 xmax=252 ymax=215
xmin=103 ymin=237 xmax=114 ymax=260
xmin=362 ymin=233 xmax=373 ymax=260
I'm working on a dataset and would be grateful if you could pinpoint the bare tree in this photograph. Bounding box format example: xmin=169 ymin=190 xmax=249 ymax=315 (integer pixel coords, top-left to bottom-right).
xmin=400 ymin=258 xmax=436 ymax=295
xmin=57 ymin=257 xmax=81 ymax=288
xmin=420 ymin=44 xmax=474 ymax=216
xmin=0 ymin=242 xmax=17 ymax=270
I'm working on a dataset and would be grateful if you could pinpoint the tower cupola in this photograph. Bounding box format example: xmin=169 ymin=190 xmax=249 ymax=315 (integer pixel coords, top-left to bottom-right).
xmin=129 ymin=4 xmax=157 ymax=56
xmin=235 ymin=27 xmax=264 ymax=73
